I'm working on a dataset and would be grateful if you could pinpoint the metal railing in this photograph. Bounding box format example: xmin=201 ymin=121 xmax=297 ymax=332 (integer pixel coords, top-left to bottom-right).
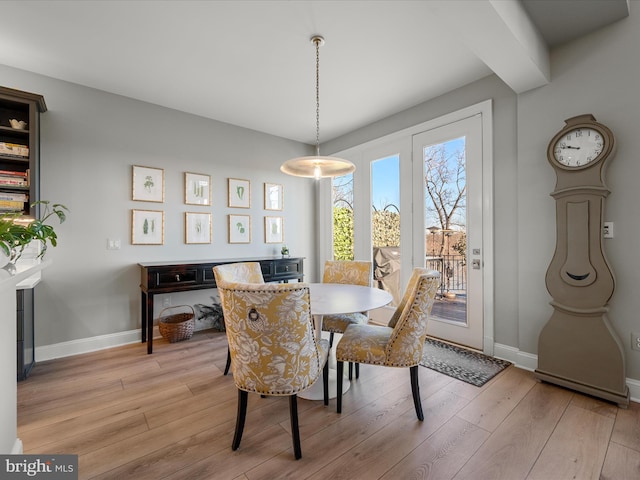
xmin=426 ymin=255 xmax=467 ymax=296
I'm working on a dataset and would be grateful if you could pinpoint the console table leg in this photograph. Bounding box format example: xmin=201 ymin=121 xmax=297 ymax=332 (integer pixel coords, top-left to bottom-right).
xmin=141 ymin=291 xmax=147 ymax=343
xmin=146 ymin=293 xmax=154 ymax=354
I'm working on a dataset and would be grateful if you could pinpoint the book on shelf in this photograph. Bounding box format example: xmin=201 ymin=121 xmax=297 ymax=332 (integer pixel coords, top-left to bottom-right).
xmin=0 ymin=142 xmax=29 ymax=157
xmin=0 ymin=176 xmax=28 ymax=187
xmin=0 ymin=199 xmax=25 ymax=210
xmin=0 ymin=192 xmax=28 ymax=202
xmin=0 ymin=169 xmax=28 ymax=177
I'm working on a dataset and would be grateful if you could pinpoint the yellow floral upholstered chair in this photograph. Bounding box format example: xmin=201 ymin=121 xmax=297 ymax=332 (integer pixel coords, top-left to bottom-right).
xmin=321 ymin=260 xmax=373 ymax=379
xmin=213 ymin=262 xmax=265 ymax=375
xmin=335 ymin=268 xmax=440 ymax=420
xmin=214 ymin=277 xmax=329 ymax=460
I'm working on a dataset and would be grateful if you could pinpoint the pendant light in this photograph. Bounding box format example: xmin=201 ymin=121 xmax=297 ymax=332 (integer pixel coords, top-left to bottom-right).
xmin=280 ymin=35 xmax=355 ymax=179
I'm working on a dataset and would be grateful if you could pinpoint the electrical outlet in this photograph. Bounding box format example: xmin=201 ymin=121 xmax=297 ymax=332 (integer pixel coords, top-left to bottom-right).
xmin=163 ymin=296 xmax=171 ymax=307
xmin=631 ymin=333 xmax=640 ymax=351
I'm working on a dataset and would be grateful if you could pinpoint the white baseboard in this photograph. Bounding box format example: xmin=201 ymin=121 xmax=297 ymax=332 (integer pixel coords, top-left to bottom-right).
xmin=12 ymin=438 xmax=23 ymax=454
xmin=35 ymin=329 xmax=142 ymax=362
xmin=625 ymin=377 xmax=640 ymax=405
xmin=493 ymin=342 xmax=640 ymax=404
xmin=493 ymin=342 xmax=538 ymax=371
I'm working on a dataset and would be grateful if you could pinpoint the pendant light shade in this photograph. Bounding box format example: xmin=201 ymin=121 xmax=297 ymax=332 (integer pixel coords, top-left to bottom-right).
xmin=281 ymin=155 xmax=355 ymax=179
xmin=281 ymin=35 xmax=355 ymax=179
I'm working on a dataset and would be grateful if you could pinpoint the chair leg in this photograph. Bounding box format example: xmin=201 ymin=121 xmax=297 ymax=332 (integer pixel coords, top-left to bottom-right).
xmin=337 ymin=361 xmax=344 ymax=413
xmin=289 ymin=395 xmax=302 ymax=460
xmin=329 ymin=332 xmax=335 ymax=348
xmin=224 ymin=347 xmax=231 ymax=375
xmin=323 ymin=358 xmax=329 ymax=406
xmin=410 ymin=365 xmax=424 ymax=421
xmin=348 ymin=362 xmax=359 ymax=380
xmin=232 ymin=389 xmax=248 ymax=450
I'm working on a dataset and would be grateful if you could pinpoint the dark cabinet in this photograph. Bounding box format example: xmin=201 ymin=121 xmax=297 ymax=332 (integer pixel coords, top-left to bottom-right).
xmin=17 ymin=288 xmax=34 ymax=381
xmin=139 ymin=257 xmax=304 ymax=353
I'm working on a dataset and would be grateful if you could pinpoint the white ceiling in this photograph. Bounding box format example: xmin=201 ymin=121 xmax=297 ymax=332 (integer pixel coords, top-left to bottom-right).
xmin=0 ymin=1 xmax=629 ymax=145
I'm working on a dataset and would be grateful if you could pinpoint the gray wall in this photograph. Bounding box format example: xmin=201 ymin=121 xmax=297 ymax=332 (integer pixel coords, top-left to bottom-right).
xmin=325 ymin=14 xmax=640 ymax=380
xmin=0 ymin=65 xmax=316 ymax=348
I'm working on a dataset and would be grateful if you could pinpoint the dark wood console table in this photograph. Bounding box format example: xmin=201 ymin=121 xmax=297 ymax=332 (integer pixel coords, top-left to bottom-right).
xmin=139 ymin=257 xmax=304 ymax=353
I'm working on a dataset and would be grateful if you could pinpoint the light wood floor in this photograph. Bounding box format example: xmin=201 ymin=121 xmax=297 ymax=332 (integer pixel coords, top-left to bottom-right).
xmin=17 ymin=330 xmax=640 ymax=480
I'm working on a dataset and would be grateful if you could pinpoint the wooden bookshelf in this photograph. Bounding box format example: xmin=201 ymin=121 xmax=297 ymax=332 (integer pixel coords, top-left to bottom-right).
xmin=0 ymin=86 xmax=47 ymax=216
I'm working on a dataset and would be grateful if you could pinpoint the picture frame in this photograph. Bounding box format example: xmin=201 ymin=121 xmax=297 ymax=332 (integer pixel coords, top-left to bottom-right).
xmin=228 ymin=214 xmax=251 ymax=243
xmin=131 ymin=209 xmax=164 ymax=245
xmin=185 ymin=212 xmax=212 ymax=244
xmin=264 ymin=216 xmax=284 ymax=244
xmin=264 ymin=182 xmax=283 ymax=211
xmin=132 ymin=165 xmax=164 ymax=203
xmin=228 ymin=178 xmax=251 ymax=208
xmin=185 ymin=172 xmax=211 ymax=206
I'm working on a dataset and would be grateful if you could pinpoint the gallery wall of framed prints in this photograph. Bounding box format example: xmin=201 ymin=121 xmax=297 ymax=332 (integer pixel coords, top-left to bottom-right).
xmin=129 ymin=167 xmax=287 ymax=248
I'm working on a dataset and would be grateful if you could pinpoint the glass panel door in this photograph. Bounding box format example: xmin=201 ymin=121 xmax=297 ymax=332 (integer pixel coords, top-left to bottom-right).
xmin=371 ymin=155 xmax=401 ymax=306
xmin=413 ymin=114 xmax=484 ymax=350
xmin=332 ymin=173 xmax=354 ymax=260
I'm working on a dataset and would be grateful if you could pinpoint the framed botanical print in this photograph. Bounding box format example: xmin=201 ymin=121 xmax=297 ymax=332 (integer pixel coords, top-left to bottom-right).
xmin=185 ymin=172 xmax=211 ymax=206
xmin=228 ymin=178 xmax=250 ymax=208
xmin=264 ymin=182 xmax=283 ymax=211
xmin=185 ymin=212 xmax=212 ymax=244
xmin=132 ymin=165 xmax=164 ymax=202
xmin=264 ymin=216 xmax=283 ymax=243
xmin=228 ymin=214 xmax=251 ymax=243
xmin=131 ymin=209 xmax=164 ymax=245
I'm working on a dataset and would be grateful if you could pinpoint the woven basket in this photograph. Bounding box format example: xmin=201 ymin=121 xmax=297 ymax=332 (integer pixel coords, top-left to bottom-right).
xmin=158 ymin=305 xmax=195 ymax=343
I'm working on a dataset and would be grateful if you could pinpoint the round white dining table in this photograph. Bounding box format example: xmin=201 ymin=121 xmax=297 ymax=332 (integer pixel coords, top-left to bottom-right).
xmin=299 ymin=283 xmax=393 ymax=401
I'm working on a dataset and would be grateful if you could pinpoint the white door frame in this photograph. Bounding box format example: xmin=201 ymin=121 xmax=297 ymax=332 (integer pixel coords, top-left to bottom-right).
xmin=319 ymin=99 xmax=494 ymax=354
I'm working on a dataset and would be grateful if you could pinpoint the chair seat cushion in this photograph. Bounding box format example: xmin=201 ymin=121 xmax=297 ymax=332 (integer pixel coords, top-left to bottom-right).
xmin=321 ymin=312 xmax=368 ymax=334
xmin=336 ymin=324 xmax=394 ymax=365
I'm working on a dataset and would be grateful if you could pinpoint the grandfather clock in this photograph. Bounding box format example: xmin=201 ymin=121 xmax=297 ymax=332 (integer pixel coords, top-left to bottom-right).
xmin=534 ymin=114 xmax=629 ymax=407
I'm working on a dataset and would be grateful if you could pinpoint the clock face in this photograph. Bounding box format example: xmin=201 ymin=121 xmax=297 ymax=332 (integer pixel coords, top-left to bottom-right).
xmin=553 ymin=127 xmax=604 ymax=168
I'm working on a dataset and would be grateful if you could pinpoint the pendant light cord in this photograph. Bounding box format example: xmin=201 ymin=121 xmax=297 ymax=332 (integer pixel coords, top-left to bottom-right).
xmin=279 ymin=35 xmax=355 ymax=178
xmin=314 ymin=36 xmax=321 ymax=157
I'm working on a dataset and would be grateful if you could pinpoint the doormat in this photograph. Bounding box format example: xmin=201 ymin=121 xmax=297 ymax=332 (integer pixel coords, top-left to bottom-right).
xmin=420 ymin=337 xmax=512 ymax=387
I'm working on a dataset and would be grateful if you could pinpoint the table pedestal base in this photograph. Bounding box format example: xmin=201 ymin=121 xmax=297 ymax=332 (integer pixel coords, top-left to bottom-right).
xmin=299 ymin=368 xmax=350 ymax=400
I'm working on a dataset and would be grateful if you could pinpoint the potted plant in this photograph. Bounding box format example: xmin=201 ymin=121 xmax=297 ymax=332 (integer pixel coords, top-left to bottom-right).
xmin=281 ymin=245 xmax=290 ymax=257
xmin=0 ymin=201 xmax=69 ymax=267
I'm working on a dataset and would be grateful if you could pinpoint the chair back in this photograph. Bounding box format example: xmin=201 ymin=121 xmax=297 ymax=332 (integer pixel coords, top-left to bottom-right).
xmin=215 ymin=282 xmax=326 ymax=395
xmin=323 ymin=260 xmax=372 ymax=287
xmin=213 ymin=262 xmax=265 ymax=285
xmin=385 ymin=268 xmax=440 ymax=366
xmin=387 ymin=267 xmax=429 ymax=328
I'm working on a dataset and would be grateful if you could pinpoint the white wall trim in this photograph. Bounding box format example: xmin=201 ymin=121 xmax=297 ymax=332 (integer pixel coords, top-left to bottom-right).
xmin=12 ymin=438 xmax=23 ymax=455
xmin=35 ymin=329 xmax=142 ymax=362
xmin=494 ymin=342 xmax=538 ymax=371
xmin=626 ymin=377 xmax=640 ymax=406
xmin=494 ymin=342 xmax=640 ymax=404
